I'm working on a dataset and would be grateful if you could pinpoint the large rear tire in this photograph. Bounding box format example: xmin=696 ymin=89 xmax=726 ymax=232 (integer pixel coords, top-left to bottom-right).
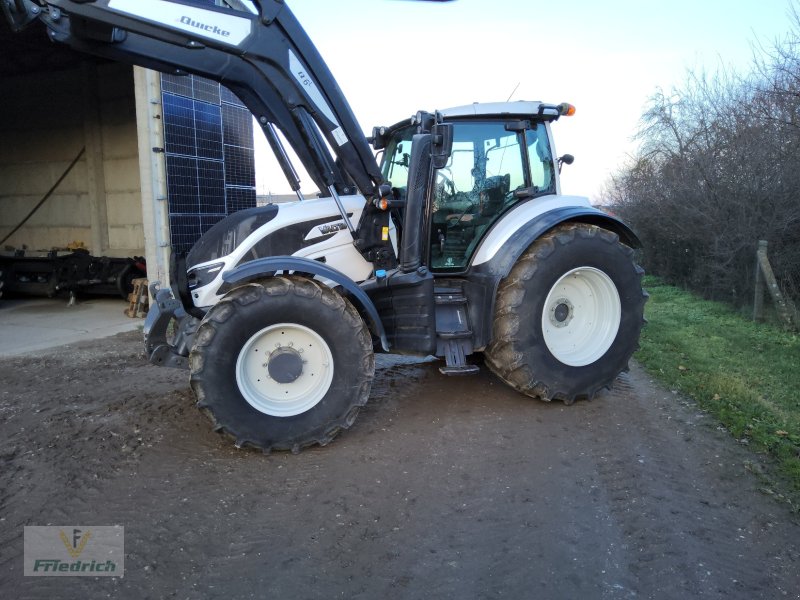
xmin=485 ymin=223 xmax=646 ymax=403
xmin=189 ymin=276 xmax=375 ymax=452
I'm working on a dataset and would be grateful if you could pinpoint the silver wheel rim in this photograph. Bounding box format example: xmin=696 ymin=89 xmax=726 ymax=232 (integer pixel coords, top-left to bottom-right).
xmin=541 ymin=267 xmax=621 ymax=367
xmin=235 ymin=323 xmax=334 ymax=417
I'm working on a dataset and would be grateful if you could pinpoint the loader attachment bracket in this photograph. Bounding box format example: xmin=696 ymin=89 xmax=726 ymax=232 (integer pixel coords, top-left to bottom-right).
xmin=1 ymin=0 xmax=41 ymax=32
xmin=144 ymin=284 xmax=201 ymax=370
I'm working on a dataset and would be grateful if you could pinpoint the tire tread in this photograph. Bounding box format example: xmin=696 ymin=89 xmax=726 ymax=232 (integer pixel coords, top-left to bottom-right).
xmin=485 ymin=223 xmax=647 ymax=404
xmin=190 ymin=276 xmax=374 ymax=453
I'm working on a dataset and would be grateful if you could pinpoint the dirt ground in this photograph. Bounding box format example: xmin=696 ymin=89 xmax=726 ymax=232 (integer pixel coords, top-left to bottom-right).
xmin=0 ymin=330 xmax=798 ymax=599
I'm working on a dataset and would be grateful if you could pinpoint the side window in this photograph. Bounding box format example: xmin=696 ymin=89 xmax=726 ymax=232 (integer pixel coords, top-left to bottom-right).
xmin=528 ymin=124 xmax=555 ymax=193
xmin=430 ymin=122 xmax=526 ymax=271
xmin=385 ymin=140 xmax=411 ymax=185
xmin=381 ymin=126 xmax=415 ymax=189
xmin=486 ymin=132 xmax=525 ymax=193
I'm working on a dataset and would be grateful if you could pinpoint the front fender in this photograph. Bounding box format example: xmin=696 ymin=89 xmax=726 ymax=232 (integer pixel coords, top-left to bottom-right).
xmin=222 ymin=256 xmax=389 ymax=352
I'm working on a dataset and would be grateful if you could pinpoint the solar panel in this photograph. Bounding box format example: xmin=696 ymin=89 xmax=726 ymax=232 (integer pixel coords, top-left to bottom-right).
xmin=161 ymin=74 xmax=257 ymax=253
xmin=193 ymin=77 xmax=222 ymax=105
xmin=168 ymin=214 xmax=202 ymax=253
xmin=223 ymin=145 xmax=255 ymax=187
xmin=198 ymin=159 xmax=226 ymax=214
xmin=194 ymin=102 xmax=223 ymax=160
xmin=161 ymin=73 xmax=193 ymax=98
xmin=225 ymin=187 xmax=257 ymax=213
xmin=163 ymin=94 xmax=196 ymax=156
xmin=220 ymin=85 xmax=247 ymax=107
xmin=166 ymin=155 xmax=199 ymax=213
xmin=222 ymin=103 xmax=253 ymax=148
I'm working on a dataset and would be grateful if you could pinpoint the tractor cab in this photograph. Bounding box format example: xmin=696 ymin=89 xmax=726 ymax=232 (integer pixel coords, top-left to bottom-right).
xmin=375 ymin=102 xmax=563 ymax=273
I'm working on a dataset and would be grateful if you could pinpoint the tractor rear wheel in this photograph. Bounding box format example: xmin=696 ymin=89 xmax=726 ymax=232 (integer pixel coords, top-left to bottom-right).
xmin=189 ymin=276 xmax=374 ymax=452
xmin=485 ymin=223 xmax=646 ymax=403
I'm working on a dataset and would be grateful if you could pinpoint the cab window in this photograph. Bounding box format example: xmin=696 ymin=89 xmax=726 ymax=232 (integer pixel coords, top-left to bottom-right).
xmin=380 ymin=125 xmax=415 ymax=190
xmin=528 ymin=124 xmax=555 ymax=193
xmin=430 ymin=121 xmax=553 ymax=271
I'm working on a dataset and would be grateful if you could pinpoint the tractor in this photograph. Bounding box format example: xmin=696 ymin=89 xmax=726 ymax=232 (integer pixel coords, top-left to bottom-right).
xmin=3 ymin=0 xmax=646 ymax=452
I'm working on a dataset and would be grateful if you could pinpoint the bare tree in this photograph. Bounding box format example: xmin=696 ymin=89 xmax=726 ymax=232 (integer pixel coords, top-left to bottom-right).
xmin=610 ymin=13 xmax=800 ymax=307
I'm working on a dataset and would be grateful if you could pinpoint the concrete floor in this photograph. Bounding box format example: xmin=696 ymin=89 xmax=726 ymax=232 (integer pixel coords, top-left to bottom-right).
xmin=0 ymin=297 xmax=142 ymax=357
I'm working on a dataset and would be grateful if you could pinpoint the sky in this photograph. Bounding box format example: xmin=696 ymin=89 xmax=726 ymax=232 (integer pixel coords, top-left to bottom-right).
xmin=254 ymin=0 xmax=795 ymax=201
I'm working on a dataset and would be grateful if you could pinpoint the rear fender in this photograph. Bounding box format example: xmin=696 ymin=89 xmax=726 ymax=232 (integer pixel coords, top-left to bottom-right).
xmin=473 ymin=205 xmax=640 ymax=279
xmin=466 ymin=205 xmax=640 ymax=349
xmin=222 ymin=256 xmax=389 ymax=352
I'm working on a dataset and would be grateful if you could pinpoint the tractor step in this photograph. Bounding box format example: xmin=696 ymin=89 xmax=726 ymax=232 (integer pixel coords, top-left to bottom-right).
xmin=434 ymin=285 xmax=478 ymax=375
xmin=438 ymin=337 xmax=480 ymax=375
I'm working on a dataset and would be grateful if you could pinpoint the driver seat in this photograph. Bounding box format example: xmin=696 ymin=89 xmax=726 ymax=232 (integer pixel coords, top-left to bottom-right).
xmin=478 ymin=173 xmax=510 ymax=217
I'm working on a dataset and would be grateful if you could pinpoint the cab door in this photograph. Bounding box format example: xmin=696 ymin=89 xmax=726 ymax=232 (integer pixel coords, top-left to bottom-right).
xmin=428 ymin=120 xmax=555 ymax=272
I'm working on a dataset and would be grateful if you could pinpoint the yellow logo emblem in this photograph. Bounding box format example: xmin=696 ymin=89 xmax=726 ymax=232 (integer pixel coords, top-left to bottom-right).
xmin=59 ymin=529 xmax=91 ymax=559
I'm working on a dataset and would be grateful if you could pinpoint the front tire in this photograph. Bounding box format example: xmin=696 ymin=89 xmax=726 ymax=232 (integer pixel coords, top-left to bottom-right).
xmin=485 ymin=223 xmax=646 ymax=403
xmin=190 ymin=276 xmax=375 ymax=452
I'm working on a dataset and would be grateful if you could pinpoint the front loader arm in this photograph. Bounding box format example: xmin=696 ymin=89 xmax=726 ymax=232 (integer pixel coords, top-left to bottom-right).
xmin=9 ymin=0 xmax=384 ymax=197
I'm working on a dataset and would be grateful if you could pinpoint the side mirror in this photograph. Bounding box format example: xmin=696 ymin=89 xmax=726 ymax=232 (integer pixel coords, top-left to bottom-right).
xmin=558 ymin=153 xmax=574 ymax=174
xmin=430 ymin=123 xmax=453 ymax=169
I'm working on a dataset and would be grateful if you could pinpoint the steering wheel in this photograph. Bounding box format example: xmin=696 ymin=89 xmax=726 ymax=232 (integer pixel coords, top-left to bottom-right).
xmin=447 ymin=203 xmax=475 ymax=227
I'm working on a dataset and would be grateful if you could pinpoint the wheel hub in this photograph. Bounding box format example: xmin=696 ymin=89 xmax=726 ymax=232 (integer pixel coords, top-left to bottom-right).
xmin=267 ymin=347 xmax=304 ymax=384
xmin=548 ymin=297 xmax=574 ymax=328
xmin=541 ymin=267 xmax=621 ymax=367
xmin=235 ymin=323 xmax=334 ymax=417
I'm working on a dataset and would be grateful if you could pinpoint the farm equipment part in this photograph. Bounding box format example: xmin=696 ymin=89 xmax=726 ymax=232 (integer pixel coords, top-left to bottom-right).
xmin=5 ymin=0 xmax=647 ymax=452
xmin=0 ymin=249 xmax=146 ymax=300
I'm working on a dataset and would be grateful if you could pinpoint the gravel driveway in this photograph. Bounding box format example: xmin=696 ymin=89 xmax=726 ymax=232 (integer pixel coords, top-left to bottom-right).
xmin=1 ymin=331 xmax=798 ymax=599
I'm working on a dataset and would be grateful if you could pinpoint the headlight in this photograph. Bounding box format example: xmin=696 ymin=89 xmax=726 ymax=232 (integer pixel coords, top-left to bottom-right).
xmin=187 ymin=262 xmax=224 ymax=291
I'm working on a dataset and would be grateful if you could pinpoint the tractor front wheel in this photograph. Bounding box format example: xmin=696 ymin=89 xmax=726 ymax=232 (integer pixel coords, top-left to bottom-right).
xmin=189 ymin=276 xmax=375 ymax=452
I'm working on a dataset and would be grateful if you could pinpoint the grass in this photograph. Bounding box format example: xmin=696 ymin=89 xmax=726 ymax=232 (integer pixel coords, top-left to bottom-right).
xmin=635 ymin=276 xmax=800 ymax=501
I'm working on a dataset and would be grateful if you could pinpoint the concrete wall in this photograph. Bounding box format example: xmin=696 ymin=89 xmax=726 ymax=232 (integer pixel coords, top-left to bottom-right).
xmin=0 ymin=62 xmax=144 ymax=257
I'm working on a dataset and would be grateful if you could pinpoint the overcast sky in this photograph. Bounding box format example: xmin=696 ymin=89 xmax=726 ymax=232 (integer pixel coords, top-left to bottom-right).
xmin=255 ymin=0 xmax=794 ymax=201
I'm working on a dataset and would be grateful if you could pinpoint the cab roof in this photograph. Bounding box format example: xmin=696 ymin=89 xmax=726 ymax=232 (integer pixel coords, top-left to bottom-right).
xmin=439 ymin=101 xmax=561 ymax=120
